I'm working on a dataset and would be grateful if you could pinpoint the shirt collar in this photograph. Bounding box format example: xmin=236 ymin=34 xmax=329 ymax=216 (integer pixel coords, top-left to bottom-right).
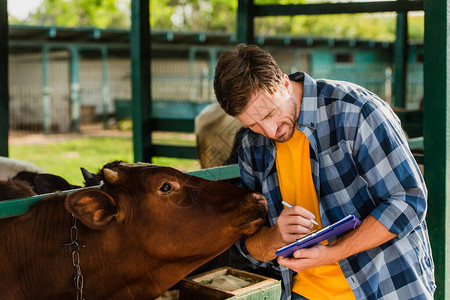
xmin=289 ymin=72 xmax=318 ymax=130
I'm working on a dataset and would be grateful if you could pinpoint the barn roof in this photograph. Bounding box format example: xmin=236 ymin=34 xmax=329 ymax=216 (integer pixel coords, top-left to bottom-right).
xmin=8 ymin=24 xmax=422 ymax=50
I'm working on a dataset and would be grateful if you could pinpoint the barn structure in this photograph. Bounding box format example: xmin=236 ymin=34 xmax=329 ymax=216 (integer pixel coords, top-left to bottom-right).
xmin=7 ymin=25 xmax=423 ymax=137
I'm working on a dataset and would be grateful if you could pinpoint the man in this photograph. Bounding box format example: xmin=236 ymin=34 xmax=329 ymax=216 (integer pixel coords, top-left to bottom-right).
xmin=213 ymin=44 xmax=435 ymax=300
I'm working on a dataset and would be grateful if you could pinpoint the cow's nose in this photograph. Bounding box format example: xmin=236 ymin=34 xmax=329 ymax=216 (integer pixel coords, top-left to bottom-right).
xmin=251 ymin=192 xmax=268 ymax=211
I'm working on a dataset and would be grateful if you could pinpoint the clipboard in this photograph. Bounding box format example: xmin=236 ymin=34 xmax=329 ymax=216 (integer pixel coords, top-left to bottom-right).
xmin=276 ymin=214 xmax=362 ymax=257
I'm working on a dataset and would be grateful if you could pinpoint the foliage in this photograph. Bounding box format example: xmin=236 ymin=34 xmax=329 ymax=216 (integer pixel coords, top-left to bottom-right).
xmin=152 ymin=0 xmax=238 ymax=32
xmin=256 ymin=13 xmax=397 ymax=41
xmin=25 ymin=0 xmax=131 ymax=28
xmin=11 ymin=0 xmax=424 ymax=42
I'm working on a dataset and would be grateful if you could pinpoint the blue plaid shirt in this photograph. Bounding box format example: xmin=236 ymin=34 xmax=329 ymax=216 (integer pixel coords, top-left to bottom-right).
xmin=237 ymin=72 xmax=435 ymax=299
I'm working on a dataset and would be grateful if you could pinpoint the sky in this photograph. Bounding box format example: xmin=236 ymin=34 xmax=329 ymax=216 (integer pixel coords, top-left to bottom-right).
xmin=8 ymin=0 xmax=43 ymax=20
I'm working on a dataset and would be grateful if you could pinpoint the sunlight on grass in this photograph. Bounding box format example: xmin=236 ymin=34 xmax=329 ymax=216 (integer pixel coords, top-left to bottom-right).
xmin=9 ymin=136 xmax=200 ymax=186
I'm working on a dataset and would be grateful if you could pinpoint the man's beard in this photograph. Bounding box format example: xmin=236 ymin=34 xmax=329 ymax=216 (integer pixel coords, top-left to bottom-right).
xmin=272 ymin=102 xmax=298 ymax=143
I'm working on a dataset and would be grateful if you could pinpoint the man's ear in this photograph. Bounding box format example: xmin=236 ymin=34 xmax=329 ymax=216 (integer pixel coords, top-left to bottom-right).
xmin=65 ymin=188 xmax=117 ymax=229
xmin=283 ymin=73 xmax=291 ymax=91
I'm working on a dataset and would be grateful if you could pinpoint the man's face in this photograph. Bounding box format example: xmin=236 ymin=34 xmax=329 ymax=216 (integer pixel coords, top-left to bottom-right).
xmin=236 ymin=75 xmax=299 ymax=143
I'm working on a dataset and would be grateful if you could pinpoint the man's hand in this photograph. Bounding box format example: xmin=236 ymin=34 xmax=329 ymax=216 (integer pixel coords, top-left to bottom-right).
xmin=277 ymin=244 xmax=334 ymax=272
xmin=277 ymin=215 xmax=397 ymax=272
xmin=276 ymin=206 xmax=316 ymax=244
xmin=245 ymin=205 xmax=316 ymax=262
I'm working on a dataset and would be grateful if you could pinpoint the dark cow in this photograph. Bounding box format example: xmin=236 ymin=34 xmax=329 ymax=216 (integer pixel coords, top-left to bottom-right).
xmin=12 ymin=167 xmax=100 ymax=194
xmin=0 ymin=161 xmax=267 ymax=299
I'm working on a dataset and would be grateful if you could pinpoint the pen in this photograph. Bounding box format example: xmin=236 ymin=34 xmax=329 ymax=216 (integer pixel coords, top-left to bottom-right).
xmin=282 ymin=200 xmax=319 ymax=226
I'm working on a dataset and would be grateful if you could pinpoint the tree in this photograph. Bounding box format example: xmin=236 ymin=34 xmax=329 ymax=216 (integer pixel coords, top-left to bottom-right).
xmin=12 ymin=0 xmax=423 ymax=42
xmin=26 ymin=0 xmax=131 ymax=28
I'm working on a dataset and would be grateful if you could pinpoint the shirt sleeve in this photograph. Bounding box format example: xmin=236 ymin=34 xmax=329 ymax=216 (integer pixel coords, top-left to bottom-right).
xmin=234 ymin=134 xmax=267 ymax=265
xmin=353 ymin=100 xmax=427 ymax=239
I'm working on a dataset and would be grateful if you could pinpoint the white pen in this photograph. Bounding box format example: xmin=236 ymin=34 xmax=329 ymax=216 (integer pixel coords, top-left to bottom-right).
xmin=282 ymin=200 xmax=319 ymax=226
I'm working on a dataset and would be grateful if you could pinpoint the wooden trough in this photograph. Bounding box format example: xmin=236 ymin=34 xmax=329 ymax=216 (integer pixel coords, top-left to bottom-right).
xmin=179 ymin=267 xmax=281 ymax=300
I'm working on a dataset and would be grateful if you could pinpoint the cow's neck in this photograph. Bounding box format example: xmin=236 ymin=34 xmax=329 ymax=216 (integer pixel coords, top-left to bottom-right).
xmin=0 ymin=196 xmax=75 ymax=299
xmin=78 ymin=227 xmax=225 ymax=299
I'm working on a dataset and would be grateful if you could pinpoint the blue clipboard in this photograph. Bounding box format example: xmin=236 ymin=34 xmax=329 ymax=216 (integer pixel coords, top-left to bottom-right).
xmin=276 ymin=214 xmax=362 ymax=257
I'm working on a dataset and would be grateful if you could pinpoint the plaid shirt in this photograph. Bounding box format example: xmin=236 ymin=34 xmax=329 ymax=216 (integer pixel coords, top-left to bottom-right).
xmin=237 ymin=72 xmax=435 ymax=299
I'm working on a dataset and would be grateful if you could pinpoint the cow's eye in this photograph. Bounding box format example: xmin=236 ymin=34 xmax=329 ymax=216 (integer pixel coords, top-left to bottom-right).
xmin=159 ymin=182 xmax=173 ymax=193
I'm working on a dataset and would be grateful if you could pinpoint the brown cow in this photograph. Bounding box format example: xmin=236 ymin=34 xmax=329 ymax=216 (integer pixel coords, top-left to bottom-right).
xmin=0 ymin=161 xmax=267 ymax=299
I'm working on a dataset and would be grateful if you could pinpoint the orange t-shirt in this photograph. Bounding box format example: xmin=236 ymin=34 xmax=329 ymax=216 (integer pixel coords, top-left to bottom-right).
xmin=275 ymin=129 xmax=355 ymax=300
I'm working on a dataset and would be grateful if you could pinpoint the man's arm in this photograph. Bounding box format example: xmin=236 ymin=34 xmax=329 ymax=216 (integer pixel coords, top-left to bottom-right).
xmin=246 ymin=206 xmax=317 ymax=262
xmin=278 ymin=215 xmax=396 ymax=271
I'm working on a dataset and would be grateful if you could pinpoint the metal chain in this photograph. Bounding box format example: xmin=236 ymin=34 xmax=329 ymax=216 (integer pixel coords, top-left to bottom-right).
xmin=61 ymin=214 xmax=85 ymax=300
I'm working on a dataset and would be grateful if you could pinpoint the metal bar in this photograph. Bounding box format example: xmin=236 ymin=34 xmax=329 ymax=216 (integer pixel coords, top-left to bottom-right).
xmin=0 ymin=0 xmax=9 ymax=157
xmin=0 ymin=186 xmax=101 ymax=219
xmin=423 ymin=0 xmax=450 ymax=298
xmin=151 ymin=145 xmax=198 ymax=159
xmin=130 ymin=0 xmax=152 ymax=163
xmin=237 ymin=0 xmax=255 ymax=44
xmin=208 ymin=48 xmax=218 ymax=100
xmin=393 ymin=11 xmax=408 ymax=108
xmin=254 ymin=1 xmax=424 ymax=17
xmin=407 ymin=137 xmax=423 ymax=150
xmin=187 ymin=164 xmax=240 ymax=181
xmin=101 ymin=47 xmax=110 ymax=129
xmin=0 ymin=165 xmax=241 ymax=219
xmin=151 ymin=118 xmax=194 ymax=132
xmin=69 ymin=46 xmax=81 ymax=132
xmin=42 ymin=45 xmax=51 ymax=134
xmin=188 ymin=48 xmax=196 ymax=100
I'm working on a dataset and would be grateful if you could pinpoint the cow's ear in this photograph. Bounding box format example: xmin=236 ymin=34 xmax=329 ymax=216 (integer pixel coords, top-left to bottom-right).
xmin=65 ymin=188 xmax=117 ymax=229
xmin=35 ymin=173 xmax=80 ymax=194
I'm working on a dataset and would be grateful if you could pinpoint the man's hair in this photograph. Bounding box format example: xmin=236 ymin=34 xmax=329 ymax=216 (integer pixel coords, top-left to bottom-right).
xmin=213 ymin=44 xmax=284 ymax=116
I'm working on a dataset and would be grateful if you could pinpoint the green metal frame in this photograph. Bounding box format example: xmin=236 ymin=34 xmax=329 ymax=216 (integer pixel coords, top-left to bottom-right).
xmin=0 ymin=164 xmax=240 ymax=219
xmin=42 ymin=45 xmax=51 ymax=134
xmin=101 ymin=47 xmax=110 ymax=129
xmin=253 ymin=1 xmax=423 ymax=16
xmin=69 ymin=46 xmax=81 ymax=132
xmin=237 ymin=0 xmax=254 ymax=44
xmin=0 ymin=0 xmax=8 ymax=157
xmin=130 ymin=0 xmax=152 ymax=163
xmin=393 ymin=9 xmax=407 ymax=108
xmin=423 ymin=0 xmax=449 ymax=298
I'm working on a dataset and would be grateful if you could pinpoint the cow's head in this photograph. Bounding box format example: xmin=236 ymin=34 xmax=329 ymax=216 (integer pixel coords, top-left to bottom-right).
xmin=65 ymin=161 xmax=267 ymax=268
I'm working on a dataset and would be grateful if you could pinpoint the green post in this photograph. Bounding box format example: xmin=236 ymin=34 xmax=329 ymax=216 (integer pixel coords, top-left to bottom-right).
xmin=188 ymin=48 xmax=196 ymax=100
xmin=101 ymin=47 xmax=110 ymax=129
xmin=0 ymin=0 xmax=9 ymax=156
xmin=237 ymin=0 xmax=254 ymax=44
xmin=393 ymin=10 xmax=408 ymax=108
xmin=423 ymin=0 xmax=449 ymax=299
xmin=130 ymin=0 xmax=152 ymax=162
xmin=42 ymin=45 xmax=51 ymax=135
xmin=208 ymin=48 xmax=218 ymax=100
xmin=69 ymin=46 xmax=81 ymax=132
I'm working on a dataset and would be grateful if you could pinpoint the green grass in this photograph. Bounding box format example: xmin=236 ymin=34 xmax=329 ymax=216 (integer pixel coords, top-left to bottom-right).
xmin=9 ymin=136 xmax=200 ymax=186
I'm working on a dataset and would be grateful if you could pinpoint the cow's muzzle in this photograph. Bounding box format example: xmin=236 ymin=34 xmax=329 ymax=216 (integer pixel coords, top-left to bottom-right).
xmin=238 ymin=192 xmax=268 ymax=236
